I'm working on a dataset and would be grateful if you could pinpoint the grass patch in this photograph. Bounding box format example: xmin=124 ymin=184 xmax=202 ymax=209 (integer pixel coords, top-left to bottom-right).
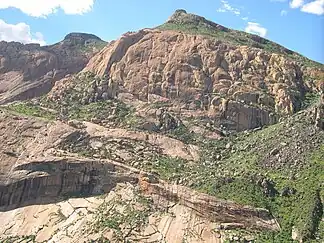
xmin=4 ymin=102 xmax=56 ymax=120
xmin=301 ymin=92 xmax=320 ymax=109
xmin=198 ymin=177 xmax=268 ymax=208
xmin=147 ymin=156 xmax=190 ymax=181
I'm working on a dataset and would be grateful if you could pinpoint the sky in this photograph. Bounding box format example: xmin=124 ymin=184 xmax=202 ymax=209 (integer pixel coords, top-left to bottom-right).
xmin=0 ymin=0 xmax=323 ymax=63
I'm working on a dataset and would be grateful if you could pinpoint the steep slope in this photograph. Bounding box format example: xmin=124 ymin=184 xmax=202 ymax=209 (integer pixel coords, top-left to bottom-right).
xmin=83 ymin=10 xmax=323 ymax=131
xmin=160 ymin=9 xmax=323 ymax=67
xmin=0 ymin=33 xmax=106 ymax=104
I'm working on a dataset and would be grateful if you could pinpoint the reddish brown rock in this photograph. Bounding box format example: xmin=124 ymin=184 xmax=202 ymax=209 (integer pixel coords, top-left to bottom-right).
xmin=0 ymin=33 xmax=106 ymax=104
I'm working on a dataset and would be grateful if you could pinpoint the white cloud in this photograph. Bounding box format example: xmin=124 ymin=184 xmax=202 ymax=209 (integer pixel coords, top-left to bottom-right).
xmin=217 ymin=0 xmax=241 ymax=16
xmin=289 ymin=0 xmax=324 ymax=15
xmin=0 ymin=19 xmax=46 ymax=45
xmin=245 ymin=22 xmax=267 ymax=37
xmin=301 ymin=0 xmax=324 ymax=15
xmin=242 ymin=17 xmax=249 ymax=21
xmin=289 ymin=0 xmax=304 ymax=8
xmin=217 ymin=9 xmax=226 ymax=13
xmin=280 ymin=10 xmax=288 ymax=15
xmin=0 ymin=0 xmax=95 ymax=18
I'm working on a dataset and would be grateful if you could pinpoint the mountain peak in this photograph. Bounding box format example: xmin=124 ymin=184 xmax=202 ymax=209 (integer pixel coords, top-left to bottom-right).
xmin=63 ymin=32 xmax=103 ymax=45
xmin=166 ymin=9 xmax=228 ymax=32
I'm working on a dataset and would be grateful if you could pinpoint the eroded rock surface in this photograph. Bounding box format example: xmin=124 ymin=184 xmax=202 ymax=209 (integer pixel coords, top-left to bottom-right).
xmin=81 ymin=21 xmax=322 ymax=131
xmin=0 ymin=110 xmax=279 ymax=242
xmin=0 ymin=33 xmax=106 ymax=104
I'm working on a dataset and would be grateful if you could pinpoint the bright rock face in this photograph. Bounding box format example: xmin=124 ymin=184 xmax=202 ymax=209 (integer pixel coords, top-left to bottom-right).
xmin=84 ymin=30 xmax=305 ymax=113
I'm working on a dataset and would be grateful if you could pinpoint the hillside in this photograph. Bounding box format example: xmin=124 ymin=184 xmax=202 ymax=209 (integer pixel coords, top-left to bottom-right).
xmin=0 ymin=33 xmax=106 ymax=104
xmin=0 ymin=9 xmax=323 ymax=243
xmin=160 ymin=10 xmax=323 ymax=68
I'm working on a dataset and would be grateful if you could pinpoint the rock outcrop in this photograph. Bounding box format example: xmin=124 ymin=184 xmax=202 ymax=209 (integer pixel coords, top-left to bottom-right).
xmin=314 ymin=92 xmax=324 ymax=130
xmin=0 ymin=110 xmax=280 ymax=242
xmin=0 ymin=181 xmax=275 ymax=243
xmin=81 ymin=11 xmax=323 ymax=131
xmin=0 ymin=33 xmax=106 ymax=104
xmin=139 ymin=172 xmax=279 ymax=231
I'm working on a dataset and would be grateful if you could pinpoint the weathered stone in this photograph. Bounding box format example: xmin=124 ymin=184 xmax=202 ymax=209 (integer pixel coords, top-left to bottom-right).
xmin=0 ymin=34 xmax=106 ymax=104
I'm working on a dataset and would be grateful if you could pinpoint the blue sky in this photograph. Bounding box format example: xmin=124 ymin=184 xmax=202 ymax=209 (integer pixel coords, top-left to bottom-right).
xmin=0 ymin=0 xmax=323 ymax=63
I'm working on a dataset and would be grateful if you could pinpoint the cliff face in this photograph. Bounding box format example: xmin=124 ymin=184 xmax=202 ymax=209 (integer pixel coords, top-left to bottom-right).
xmin=85 ymin=29 xmax=307 ymax=108
xmin=0 ymin=33 xmax=106 ymax=104
xmin=82 ymin=11 xmax=323 ymax=131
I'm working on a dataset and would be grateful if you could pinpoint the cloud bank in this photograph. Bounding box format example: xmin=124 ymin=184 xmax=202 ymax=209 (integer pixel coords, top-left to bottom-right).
xmin=289 ymin=0 xmax=324 ymax=15
xmin=301 ymin=0 xmax=324 ymax=15
xmin=0 ymin=19 xmax=46 ymax=45
xmin=290 ymin=0 xmax=304 ymax=8
xmin=0 ymin=0 xmax=95 ymax=17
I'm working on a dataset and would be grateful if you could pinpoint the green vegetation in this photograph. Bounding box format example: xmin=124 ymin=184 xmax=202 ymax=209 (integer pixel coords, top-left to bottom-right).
xmin=32 ymin=72 xmax=145 ymax=129
xmin=80 ymin=41 xmax=107 ymax=53
xmin=256 ymin=145 xmax=324 ymax=242
xmin=66 ymin=100 xmax=139 ymax=126
xmin=131 ymin=111 xmax=324 ymax=242
xmin=3 ymin=102 xmax=56 ymax=120
xmin=147 ymin=156 xmax=189 ymax=181
xmin=2 ymin=97 xmax=142 ymax=128
xmin=302 ymin=92 xmax=320 ymax=109
xmin=167 ymin=124 xmax=197 ymax=144
xmin=158 ymin=22 xmax=251 ymax=47
xmin=91 ymin=190 xmax=153 ymax=241
xmin=0 ymin=235 xmax=36 ymax=243
xmin=158 ymin=20 xmax=323 ymax=69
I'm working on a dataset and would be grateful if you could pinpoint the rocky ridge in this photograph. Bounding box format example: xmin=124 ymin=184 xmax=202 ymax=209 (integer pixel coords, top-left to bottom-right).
xmin=0 ymin=33 xmax=106 ymax=104
xmin=81 ymin=10 xmax=323 ymax=131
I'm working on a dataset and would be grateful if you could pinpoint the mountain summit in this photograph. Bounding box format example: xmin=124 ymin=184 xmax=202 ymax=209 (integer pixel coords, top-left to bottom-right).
xmin=63 ymin=32 xmax=104 ymax=45
xmin=166 ymin=9 xmax=229 ymax=32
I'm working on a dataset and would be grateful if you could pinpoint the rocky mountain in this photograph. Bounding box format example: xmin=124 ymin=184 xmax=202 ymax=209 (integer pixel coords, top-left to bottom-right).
xmin=0 ymin=9 xmax=323 ymax=243
xmin=83 ymin=10 xmax=323 ymax=131
xmin=0 ymin=33 xmax=106 ymax=104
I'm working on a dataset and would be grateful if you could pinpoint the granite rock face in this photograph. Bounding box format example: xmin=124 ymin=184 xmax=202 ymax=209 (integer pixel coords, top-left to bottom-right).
xmin=84 ymin=30 xmax=307 ymax=115
xmin=0 ymin=110 xmax=279 ymax=242
xmin=0 ymin=33 xmax=106 ymax=104
xmin=81 ymin=12 xmax=323 ymax=130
